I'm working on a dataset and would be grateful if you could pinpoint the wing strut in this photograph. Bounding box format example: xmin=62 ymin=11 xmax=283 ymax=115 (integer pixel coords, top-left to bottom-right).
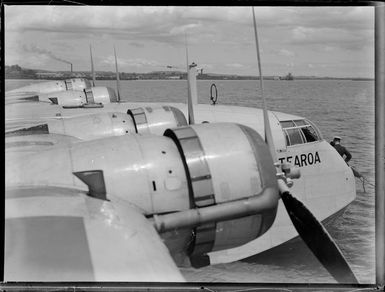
xmin=251 ymin=6 xmax=358 ymax=284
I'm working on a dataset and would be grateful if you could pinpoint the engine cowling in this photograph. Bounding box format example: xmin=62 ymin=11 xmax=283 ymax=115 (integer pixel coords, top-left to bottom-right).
xmin=85 ymin=86 xmax=117 ymax=104
xmin=128 ymin=105 xmax=188 ymax=135
xmin=160 ymin=123 xmax=279 ymax=266
xmin=38 ymin=86 xmax=117 ymax=107
xmin=39 ymin=90 xmax=87 ymax=106
xmin=6 ymin=78 xmax=91 ymax=95
xmin=68 ymin=78 xmax=92 ymax=91
xmin=47 ymin=112 xmax=136 ymax=140
xmin=6 ymin=123 xmax=279 ymax=268
xmin=5 ymin=105 xmax=187 ymax=142
xmin=6 ymin=112 xmax=137 ymax=141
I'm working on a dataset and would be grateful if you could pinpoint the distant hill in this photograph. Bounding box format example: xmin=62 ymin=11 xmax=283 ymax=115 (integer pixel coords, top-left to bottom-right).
xmin=4 ymin=65 xmax=374 ymax=81
xmin=5 ymin=65 xmax=38 ymax=79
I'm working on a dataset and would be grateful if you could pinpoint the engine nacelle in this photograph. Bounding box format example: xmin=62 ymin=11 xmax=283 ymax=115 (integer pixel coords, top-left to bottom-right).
xmin=48 ymin=112 xmax=136 ymax=140
xmin=38 ymin=86 xmax=117 ymax=107
xmin=128 ymin=106 xmax=187 ymax=135
xmin=68 ymin=78 xmax=92 ymax=91
xmin=39 ymin=90 xmax=87 ymax=106
xmin=6 ymin=106 xmax=187 ymax=142
xmin=85 ymin=86 xmax=118 ymax=104
xmin=6 ymin=123 xmax=279 ymax=267
xmin=6 ymin=112 xmax=137 ymax=141
xmin=161 ymin=123 xmax=279 ymax=266
xmin=6 ymin=78 xmax=91 ymax=95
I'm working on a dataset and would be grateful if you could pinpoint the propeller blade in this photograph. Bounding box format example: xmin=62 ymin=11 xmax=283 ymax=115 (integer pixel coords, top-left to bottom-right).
xmin=251 ymin=7 xmax=358 ymax=283
xmin=114 ymin=46 xmax=121 ymax=102
xmin=89 ymin=44 xmax=96 ymax=87
xmin=280 ymin=190 xmax=358 ymax=283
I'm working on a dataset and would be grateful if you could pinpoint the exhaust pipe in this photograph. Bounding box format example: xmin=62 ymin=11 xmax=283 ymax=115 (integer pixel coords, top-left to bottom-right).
xmin=152 ymin=187 xmax=277 ymax=233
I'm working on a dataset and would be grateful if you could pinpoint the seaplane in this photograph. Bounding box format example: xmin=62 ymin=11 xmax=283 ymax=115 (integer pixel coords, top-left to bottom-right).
xmin=5 ymin=8 xmax=358 ymax=283
xmin=5 ymin=46 xmax=118 ymax=107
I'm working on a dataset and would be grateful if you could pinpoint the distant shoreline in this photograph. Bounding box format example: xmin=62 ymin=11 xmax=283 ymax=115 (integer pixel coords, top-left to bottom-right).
xmin=4 ymin=65 xmax=374 ymax=82
xmin=5 ymin=77 xmax=374 ymax=81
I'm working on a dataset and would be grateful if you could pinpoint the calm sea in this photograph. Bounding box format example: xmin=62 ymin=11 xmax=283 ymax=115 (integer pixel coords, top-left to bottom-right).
xmin=5 ymin=79 xmax=376 ymax=284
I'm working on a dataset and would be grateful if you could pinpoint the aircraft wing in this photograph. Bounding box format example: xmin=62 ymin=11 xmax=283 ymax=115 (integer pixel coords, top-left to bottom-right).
xmin=5 ymin=186 xmax=185 ymax=282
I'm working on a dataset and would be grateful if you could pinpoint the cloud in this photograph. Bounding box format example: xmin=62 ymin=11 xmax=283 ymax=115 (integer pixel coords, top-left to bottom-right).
xmin=200 ymin=63 xmax=214 ymax=70
xmin=276 ymin=49 xmax=295 ymax=57
xmin=289 ymin=26 xmax=373 ymax=51
xmin=291 ymin=26 xmax=315 ymax=41
xmin=169 ymin=23 xmax=201 ymax=35
xmin=50 ymin=41 xmax=75 ymax=50
xmin=102 ymin=55 xmax=162 ymax=68
xmin=5 ymin=6 xmax=374 ymax=51
xmin=4 ymin=6 xmax=374 ymax=77
xmin=293 ymin=7 xmax=374 ymax=31
xmin=22 ymin=44 xmax=72 ymax=64
xmin=128 ymin=42 xmax=145 ymax=48
xmin=226 ymin=63 xmax=245 ymax=68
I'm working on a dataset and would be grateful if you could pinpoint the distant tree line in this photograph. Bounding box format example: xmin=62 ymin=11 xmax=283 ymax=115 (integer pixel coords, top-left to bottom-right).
xmin=5 ymin=65 xmax=373 ymax=81
xmin=5 ymin=65 xmax=37 ymax=79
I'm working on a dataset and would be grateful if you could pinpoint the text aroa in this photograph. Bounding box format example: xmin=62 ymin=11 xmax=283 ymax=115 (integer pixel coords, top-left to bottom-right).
xmin=278 ymin=152 xmax=321 ymax=167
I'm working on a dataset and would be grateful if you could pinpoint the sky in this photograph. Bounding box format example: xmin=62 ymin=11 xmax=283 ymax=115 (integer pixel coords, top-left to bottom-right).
xmin=4 ymin=5 xmax=375 ymax=78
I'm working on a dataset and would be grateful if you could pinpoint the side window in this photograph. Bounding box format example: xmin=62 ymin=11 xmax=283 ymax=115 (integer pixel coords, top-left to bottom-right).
xmin=286 ymin=128 xmax=304 ymax=145
xmin=283 ymin=130 xmax=290 ymax=146
xmin=305 ymin=119 xmax=323 ymax=140
xmin=280 ymin=121 xmax=296 ymax=128
xmin=300 ymin=126 xmax=318 ymax=142
xmin=293 ymin=120 xmax=306 ymax=126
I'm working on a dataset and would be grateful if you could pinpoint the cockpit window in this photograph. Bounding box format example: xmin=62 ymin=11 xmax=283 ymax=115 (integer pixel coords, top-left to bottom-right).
xmin=293 ymin=120 xmax=306 ymax=126
xmin=300 ymin=126 xmax=318 ymax=142
xmin=280 ymin=119 xmax=322 ymax=146
xmin=280 ymin=121 xmax=296 ymax=128
xmin=286 ymin=128 xmax=304 ymax=145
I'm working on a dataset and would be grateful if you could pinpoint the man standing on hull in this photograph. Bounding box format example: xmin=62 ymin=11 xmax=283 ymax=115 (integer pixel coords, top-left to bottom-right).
xmin=330 ymin=136 xmax=352 ymax=164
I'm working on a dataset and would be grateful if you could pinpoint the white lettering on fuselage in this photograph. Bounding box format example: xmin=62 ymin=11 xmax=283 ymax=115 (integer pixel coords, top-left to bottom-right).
xmin=278 ymin=151 xmax=321 ymax=167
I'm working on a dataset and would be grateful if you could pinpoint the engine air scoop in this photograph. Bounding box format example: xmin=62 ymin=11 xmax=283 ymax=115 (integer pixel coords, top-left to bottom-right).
xmin=73 ymin=170 xmax=107 ymax=201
